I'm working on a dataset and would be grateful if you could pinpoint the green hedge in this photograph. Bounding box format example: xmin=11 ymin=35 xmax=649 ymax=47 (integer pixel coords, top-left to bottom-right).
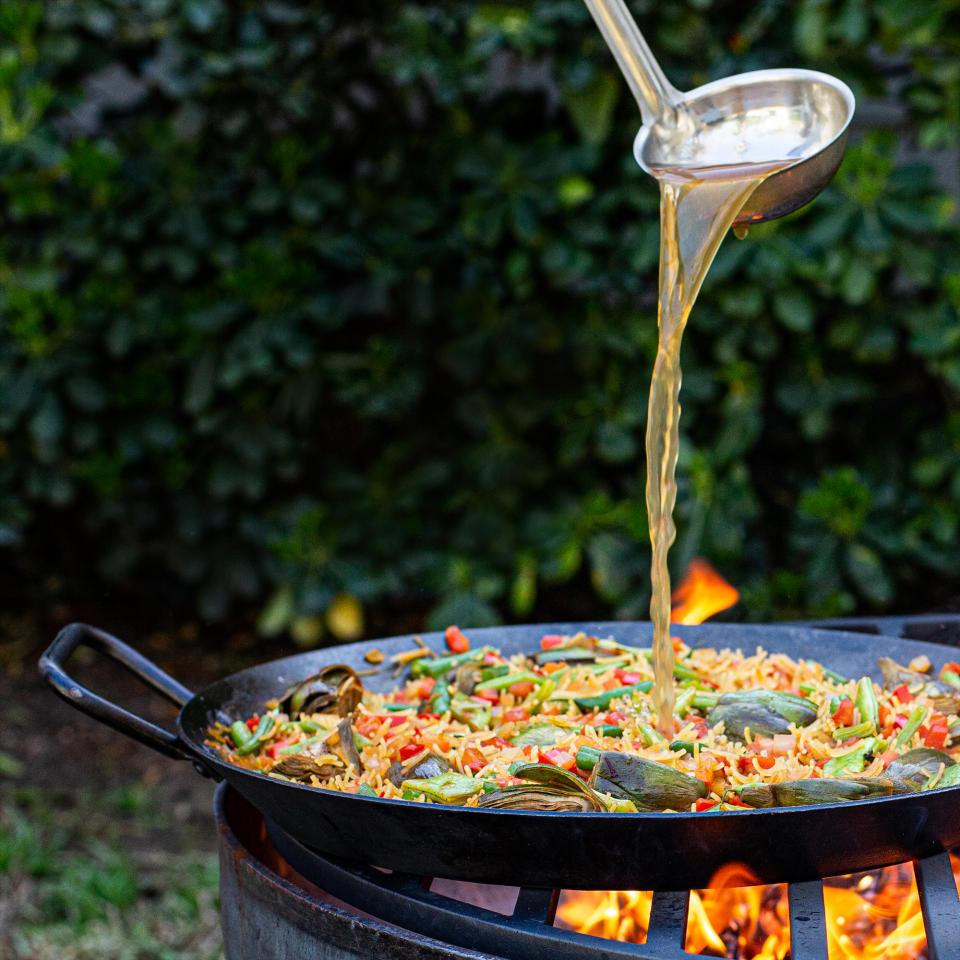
xmin=2 ymin=1 xmax=959 ymax=632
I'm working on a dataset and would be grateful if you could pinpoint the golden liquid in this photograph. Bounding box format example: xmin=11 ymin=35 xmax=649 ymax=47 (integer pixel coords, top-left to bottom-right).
xmin=646 ymin=162 xmax=787 ymax=736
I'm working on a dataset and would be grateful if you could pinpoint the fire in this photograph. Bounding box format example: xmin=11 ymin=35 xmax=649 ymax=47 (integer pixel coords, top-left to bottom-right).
xmin=555 ymin=856 xmax=960 ymax=958
xmin=671 ymin=557 xmax=739 ymax=625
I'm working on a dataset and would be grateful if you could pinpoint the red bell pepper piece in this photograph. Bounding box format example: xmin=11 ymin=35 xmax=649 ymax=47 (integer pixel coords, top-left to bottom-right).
xmin=472 ymin=688 xmax=500 ymax=704
xmin=605 ymin=711 xmax=628 ymax=725
xmin=940 ymin=661 xmax=960 ymax=677
xmin=614 ymin=668 xmax=643 ymax=686
xmin=695 ymin=799 xmax=718 ymax=812
xmin=892 ymin=684 xmax=911 ymax=705
xmin=413 ymin=677 xmax=436 ymax=699
xmin=482 ymin=736 xmax=512 ymax=749
xmin=923 ymin=716 xmax=950 ymax=750
xmin=831 ymin=697 xmax=854 ymax=726
xmin=540 ymin=635 xmax=566 ymax=650
xmin=879 ymin=748 xmax=899 ymax=770
xmin=398 ymin=742 xmax=422 ymax=761
xmin=266 ymin=737 xmax=297 ymax=759
xmin=245 ymin=714 xmax=260 ymax=731
xmin=508 ymin=681 xmax=535 ymax=698
xmin=445 ymin=625 xmax=470 ymax=653
xmin=503 ymin=706 xmax=529 ymax=723
xmin=540 ymin=748 xmax=576 ymax=770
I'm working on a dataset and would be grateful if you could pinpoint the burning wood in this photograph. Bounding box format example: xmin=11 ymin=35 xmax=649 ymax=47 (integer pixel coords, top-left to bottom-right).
xmin=554 ymin=856 xmax=960 ymax=958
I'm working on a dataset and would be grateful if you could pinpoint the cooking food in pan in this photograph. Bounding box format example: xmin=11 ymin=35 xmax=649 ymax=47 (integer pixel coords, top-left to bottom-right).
xmin=207 ymin=628 xmax=960 ymax=811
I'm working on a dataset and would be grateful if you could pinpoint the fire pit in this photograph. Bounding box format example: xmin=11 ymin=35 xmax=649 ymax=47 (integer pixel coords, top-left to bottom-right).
xmin=211 ymin=613 xmax=960 ymax=960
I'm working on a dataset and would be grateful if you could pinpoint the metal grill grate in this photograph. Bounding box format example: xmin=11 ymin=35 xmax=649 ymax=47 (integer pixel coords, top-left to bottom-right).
xmin=267 ymin=614 xmax=960 ymax=960
xmin=266 ymin=818 xmax=960 ymax=960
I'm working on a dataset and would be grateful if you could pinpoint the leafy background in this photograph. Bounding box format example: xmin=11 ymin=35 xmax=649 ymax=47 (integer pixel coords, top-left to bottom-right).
xmin=2 ymin=0 xmax=959 ymax=641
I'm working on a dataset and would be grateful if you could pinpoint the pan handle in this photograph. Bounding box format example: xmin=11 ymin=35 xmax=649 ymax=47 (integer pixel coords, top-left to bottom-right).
xmin=39 ymin=622 xmax=205 ymax=768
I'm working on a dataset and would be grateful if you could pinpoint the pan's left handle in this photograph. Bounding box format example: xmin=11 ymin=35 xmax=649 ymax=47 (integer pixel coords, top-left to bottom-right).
xmin=39 ymin=622 xmax=209 ymax=771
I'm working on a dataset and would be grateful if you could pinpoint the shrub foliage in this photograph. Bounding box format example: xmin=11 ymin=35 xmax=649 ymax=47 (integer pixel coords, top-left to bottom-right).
xmin=2 ymin=1 xmax=959 ymax=629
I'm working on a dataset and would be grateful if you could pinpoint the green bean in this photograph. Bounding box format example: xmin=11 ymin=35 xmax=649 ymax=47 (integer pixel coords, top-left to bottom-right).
xmin=854 ymin=677 xmax=879 ymax=731
xmin=573 ymin=681 xmax=653 ymax=712
xmin=410 ymin=647 xmax=492 ymax=679
xmin=895 ymin=705 xmax=927 ymax=748
xmin=356 ymin=783 xmax=378 ymax=797
xmin=474 ymin=671 xmax=543 ymax=692
xmin=669 ymin=740 xmax=697 ymax=756
xmin=576 ymin=746 xmax=602 ymax=771
xmin=832 ymin=721 xmax=875 ymax=741
xmin=638 ymin=722 xmax=666 ymax=746
xmin=230 ymin=721 xmax=255 ymax=750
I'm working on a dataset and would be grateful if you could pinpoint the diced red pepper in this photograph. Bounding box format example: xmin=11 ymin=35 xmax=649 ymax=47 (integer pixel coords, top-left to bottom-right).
xmin=445 ymin=625 xmax=470 ymax=653
xmin=540 ymin=748 xmax=576 ymax=770
xmin=923 ymin=716 xmax=949 ymax=750
xmin=482 ymin=736 xmax=512 ymax=749
xmin=265 ymin=737 xmax=298 ymax=759
xmin=416 ymin=712 xmax=441 ymax=720
xmin=695 ymin=799 xmax=718 ymax=812
xmin=831 ymin=697 xmax=854 ymax=726
xmin=606 ymin=711 xmax=628 ymax=725
xmin=245 ymin=714 xmax=260 ymax=730
xmin=940 ymin=662 xmax=960 ymax=677
xmin=483 ymin=652 xmax=500 ymax=665
xmin=684 ymin=714 xmax=710 ymax=739
xmin=614 ymin=668 xmax=643 ymax=685
xmin=879 ymin=748 xmax=899 ymax=770
xmin=508 ymin=681 xmax=535 ymax=698
xmin=472 ymin=688 xmax=500 ymax=704
xmin=503 ymin=706 xmax=529 ymax=723
xmin=893 ymin=714 xmax=907 ymax=729
xmin=540 ymin=635 xmax=566 ymax=650
xmin=462 ymin=746 xmax=486 ymax=772
xmin=724 ymin=795 xmax=753 ymax=809
xmin=672 ymin=636 xmax=684 ymax=652
xmin=892 ymin=684 xmax=912 ymax=705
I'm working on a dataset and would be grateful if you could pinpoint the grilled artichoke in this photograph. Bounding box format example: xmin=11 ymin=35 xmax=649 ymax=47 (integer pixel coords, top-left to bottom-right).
xmin=587 ymin=752 xmax=707 ymax=810
xmin=707 ymin=690 xmax=817 ymax=741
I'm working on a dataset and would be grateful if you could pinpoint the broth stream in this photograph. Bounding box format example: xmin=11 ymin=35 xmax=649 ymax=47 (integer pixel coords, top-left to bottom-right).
xmin=647 ymin=161 xmax=787 ymax=736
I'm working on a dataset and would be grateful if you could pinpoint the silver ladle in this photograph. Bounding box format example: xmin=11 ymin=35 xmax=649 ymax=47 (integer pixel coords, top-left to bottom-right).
xmin=582 ymin=0 xmax=855 ymax=224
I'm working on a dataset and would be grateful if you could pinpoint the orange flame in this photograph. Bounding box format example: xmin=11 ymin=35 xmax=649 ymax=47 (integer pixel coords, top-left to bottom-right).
xmin=670 ymin=558 xmax=739 ymax=625
xmin=555 ymin=856 xmax=960 ymax=959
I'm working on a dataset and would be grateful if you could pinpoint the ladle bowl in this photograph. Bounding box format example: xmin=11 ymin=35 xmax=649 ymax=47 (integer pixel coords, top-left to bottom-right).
xmin=633 ymin=69 xmax=856 ymax=225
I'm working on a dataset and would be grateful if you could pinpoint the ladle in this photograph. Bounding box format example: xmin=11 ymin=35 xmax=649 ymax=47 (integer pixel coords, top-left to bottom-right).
xmin=582 ymin=0 xmax=855 ymax=223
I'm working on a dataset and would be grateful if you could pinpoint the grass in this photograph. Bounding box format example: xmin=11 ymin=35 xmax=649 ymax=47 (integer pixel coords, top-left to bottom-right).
xmin=0 ymin=785 xmax=222 ymax=960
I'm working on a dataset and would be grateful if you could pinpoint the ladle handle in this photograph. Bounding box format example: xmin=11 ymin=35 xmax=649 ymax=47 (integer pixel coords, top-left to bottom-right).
xmin=581 ymin=0 xmax=679 ymax=127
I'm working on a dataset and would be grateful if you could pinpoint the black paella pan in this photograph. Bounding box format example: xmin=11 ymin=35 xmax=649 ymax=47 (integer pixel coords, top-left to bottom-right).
xmin=40 ymin=620 xmax=960 ymax=890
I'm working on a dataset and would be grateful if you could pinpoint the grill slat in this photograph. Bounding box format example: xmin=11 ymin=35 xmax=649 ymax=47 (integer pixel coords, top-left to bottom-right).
xmin=643 ymin=890 xmax=689 ymax=954
xmin=915 ymin=852 xmax=960 ymax=960
xmin=511 ymin=888 xmax=557 ymax=924
xmin=787 ymin=880 xmax=830 ymax=960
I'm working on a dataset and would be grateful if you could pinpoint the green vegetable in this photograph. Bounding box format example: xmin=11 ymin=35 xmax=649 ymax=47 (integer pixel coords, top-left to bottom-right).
xmin=638 ymin=722 xmax=666 ymax=746
xmin=829 ymin=695 xmax=843 ymax=715
xmin=411 ymin=647 xmax=491 ymax=679
xmin=230 ymin=721 xmax=255 ymax=750
xmin=356 ymin=783 xmax=378 ymax=797
xmin=480 ymin=664 xmax=511 ymax=681
xmin=810 ymin=662 xmax=849 ymax=684
xmin=430 ymin=682 xmax=452 ymax=715
xmin=832 ymin=721 xmax=874 ymax=741
xmin=400 ymin=771 xmax=484 ymax=805
xmin=939 ymin=764 xmax=960 ymax=788
xmin=382 ymin=702 xmax=416 ymax=712
xmin=823 ymin=737 xmax=882 ymax=778
xmin=798 ymin=683 xmax=816 ymax=696
xmin=669 ymin=740 xmax=697 ymax=756
xmin=510 ymin=723 xmax=562 ymax=747
xmin=474 ymin=670 xmax=542 ymax=692
xmin=895 ymin=705 xmax=927 ymax=748
xmin=854 ymin=677 xmax=879 ymax=731
xmin=573 ymin=681 xmax=652 ymax=712
xmin=527 ymin=677 xmax=556 ymax=715
xmin=707 ymin=690 xmax=817 ymax=741
xmin=674 ymin=688 xmax=697 ymax=717
xmin=278 ymin=732 xmax=327 ymax=756
xmin=941 ymin=670 xmax=960 ymax=688
xmin=450 ymin=693 xmax=489 ymax=731
xmin=691 ymin=691 xmax=722 ymax=711
xmin=737 ymin=776 xmax=907 ymax=808
xmin=236 ymin=713 xmax=276 ymax=755
xmin=590 ymin=724 xmax=623 ymax=738
xmin=575 ymin=746 xmax=602 ymax=771
xmin=588 ymin=752 xmax=707 ymax=810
